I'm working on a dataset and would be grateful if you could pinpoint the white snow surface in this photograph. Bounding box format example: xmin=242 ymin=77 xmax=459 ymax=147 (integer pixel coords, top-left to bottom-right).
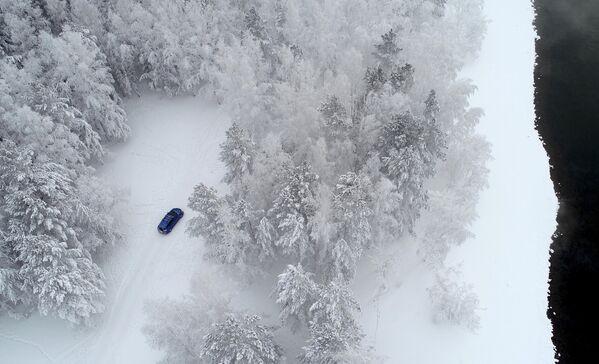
xmin=359 ymin=1 xmax=556 ymax=363
xmin=0 ymin=1 xmax=556 ymax=363
xmin=0 ymin=95 xmax=230 ymax=363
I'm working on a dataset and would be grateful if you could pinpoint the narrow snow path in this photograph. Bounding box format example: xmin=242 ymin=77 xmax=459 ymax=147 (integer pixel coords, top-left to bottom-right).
xmin=0 ymin=95 xmax=228 ymax=364
xmin=90 ymin=95 xmax=228 ymax=364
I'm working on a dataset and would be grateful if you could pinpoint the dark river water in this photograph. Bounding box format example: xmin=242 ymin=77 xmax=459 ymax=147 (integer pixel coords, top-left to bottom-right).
xmin=534 ymin=0 xmax=599 ymax=362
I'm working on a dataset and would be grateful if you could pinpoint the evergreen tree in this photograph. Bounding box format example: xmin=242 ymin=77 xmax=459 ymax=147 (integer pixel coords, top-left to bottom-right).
xmin=256 ymin=216 xmax=276 ymax=262
xmin=187 ymin=183 xmax=268 ymax=268
xmin=301 ymin=320 xmax=369 ymax=364
xmin=220 ymin=123 xmax=256 ymax=186
xmin=428 ymin=269 xmax=480 ymax=331
xmin=302 ymin=281 xmax=364 ymax=363
xmin=310 ymin=281 xmax=361 ymax=334
xmin=187 ymin=184 xmax=252 ymax=265
xmin=269 ymin=162 xmax=319 ymax=260
xmin=202 ymin=314 xmax=283 ymax=364
xmin=424 ymin=89 xmax=441 ymax=121
xmin=36 ymin=29 xmax=130 ymax=142
xmin=328 ymin=173 xmax=373 ymax=281
xmin=377 ymin=112 xmax=446 ymax=232
xmin=373 ymin=28 xmax=401 ymax=70
xmin=389 ymin=63 xmax=414 ymax=93
xmin=0 ymin=141 xmax=105 ymax=324
xmin=319 ymin=95 xmax=351 ymax=139
xmin=364 ymin=66 xmax=386 ymax=94
xmin=275 ymin=264 xmax=318 ymax=331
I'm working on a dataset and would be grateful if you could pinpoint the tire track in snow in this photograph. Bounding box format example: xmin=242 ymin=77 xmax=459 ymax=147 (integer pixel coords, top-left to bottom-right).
xmin=84 ymin=96 xmax=228 ymax=364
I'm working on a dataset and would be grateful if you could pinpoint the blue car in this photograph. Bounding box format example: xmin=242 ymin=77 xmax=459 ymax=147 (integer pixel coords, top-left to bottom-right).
xmin=158 ymin=208 xmax=184 ymax=234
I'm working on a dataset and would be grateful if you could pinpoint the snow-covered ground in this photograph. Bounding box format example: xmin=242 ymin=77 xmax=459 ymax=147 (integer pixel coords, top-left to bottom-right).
xmin=0 ymin=95 xmax=229 ymax=363
xmin=0 ymin=1 xmax=555 ymax=363
xmin=360 ymin=1 xmax=556 ymax=363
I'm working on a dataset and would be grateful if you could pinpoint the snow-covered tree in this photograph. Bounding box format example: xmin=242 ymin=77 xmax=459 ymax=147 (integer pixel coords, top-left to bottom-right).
xmin=389 ymin=63 xmax=414 ymax=93
xmin=310 ymin=281 xmax=361 ymax=335
xmin=255 ymin=216 xmax=276 ymax=262
xmin=0 ymin=141 xmax=105 ymax=325
xmin=187 ymin=184 xmax=253 ymax=265
xmin=364 ymin=66 xmax=386 ymax=94
xmin=327 ymin=173 xmax=373 ymax=281
xmin=202 ymin=314 xmax=283 ymax=364
xmin=376 ymin=111 xmax=446 ymax=232
xmin=428 ymin=268 xmax=480 ymax=331
xmin=269 ymin=162 xmax=319 ymax=260
xmin=220 ymin=123 xmax=256 ymax=186
xmin=275 ymin=264 xmax=318 ymax=331
xmin=0 ymin=1 xmax=49 ymax=57
xmin=144 ymin=267 xmax=233 ymax=364
xmin=36 ymin=29 xmax=130 ymax=142
xmin=319 ymin=95 xmax=351 ymax=140
xmin=373 ymin=28 xmax=401 ymax=70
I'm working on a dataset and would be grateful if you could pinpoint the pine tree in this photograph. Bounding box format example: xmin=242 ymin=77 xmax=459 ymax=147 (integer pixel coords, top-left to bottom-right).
xmin=187 ymin=183 xmax=226 ymax=244
xmin=423 ymin=89 xmax=446 ymax=161
xmin=429 ymin=269 xmax=480 ymax=331
xmin=202 ymin=314 xmax=283 ymax=364
xmin=269 ymin=162 xmax=319 ymax=260
xmin=310 ymin=281 xmax=361 ymax=334
xmin=301 ymin=319 xmax=375 ymax=364
xmin=424 ymin=89 xmax=440 ymax=121
xmin=187 ymin=184 xmax=263 ymax=267
xmin=389 ymin=63 xmax=414 ymax=93
xmin=275 ymin=264 xmax=318 ymax=331
xmin=302 ymin=281 xmax=364 ymax=363
xmin=301 ymin=321 xmax=357 ymax=364
xmin=319 ymin=95 xmax=351 ymax=139
xmin=364 ymin=66 xmax=386 ymax=94
xmin=376 ymin=112 xmax=446 ymax=232
xmin=373 ymin=29 xmax=401 ymax=70
xmin=256 ymin=216 xmax=276 ymax=262
xmin=37 ymin=29 xmax=130 ymax=142
xmin=220 ymin=123 xmax=256 ymax=186
xmin=328 ymin=173 xmax=373 ymax=281
xmin=0 ymin=141 xmax=105 ymax=325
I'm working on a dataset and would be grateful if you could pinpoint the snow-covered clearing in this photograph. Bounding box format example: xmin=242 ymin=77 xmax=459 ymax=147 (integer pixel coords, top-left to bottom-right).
xmin=0 ymin=95 xmax=229 ymax=363
xmin=360 ymin=1 xmax=556 ymax=363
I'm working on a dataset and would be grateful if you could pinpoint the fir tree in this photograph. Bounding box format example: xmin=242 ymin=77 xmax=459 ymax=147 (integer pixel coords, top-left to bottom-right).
xmin=364 ymin=66 xmax=386 ymax=94
xmin=310 ymin=281 xmax=361 ymax=334
xmin=319 ymin=95 xmax=351 ymax=140
xmin=389 ymin=63 xmax=414 ymax=93
xmin=376 ymin=112 xmax=446 ymax=232
xmin=269 ymin=162 xmax=319 ymax=260
xmin=429 ymin=269 xmax=480 ymax=331
xmin=373 ymin=28 xmax=401 ymax=70
xmin=275 ymin=264 xmax=318 ymax=331
xmin=0 ymin=141 xmax=105 ymax=325
xmin=202 ymin=314 xmax=283 ymax=364
xmin=328 ymin=173 xmax=373 ymax=281
xmin=220 ymin=123 xmax=256 ymax=186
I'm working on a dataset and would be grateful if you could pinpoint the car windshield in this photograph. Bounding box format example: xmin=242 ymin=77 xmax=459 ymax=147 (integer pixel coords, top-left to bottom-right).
xmin=167 ymin=211 xmax=178 ymax=217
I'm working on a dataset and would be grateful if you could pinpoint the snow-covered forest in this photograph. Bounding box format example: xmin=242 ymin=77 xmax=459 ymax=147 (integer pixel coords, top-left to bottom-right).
xmin=0 ymin=0 xmax=514 ymax=362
